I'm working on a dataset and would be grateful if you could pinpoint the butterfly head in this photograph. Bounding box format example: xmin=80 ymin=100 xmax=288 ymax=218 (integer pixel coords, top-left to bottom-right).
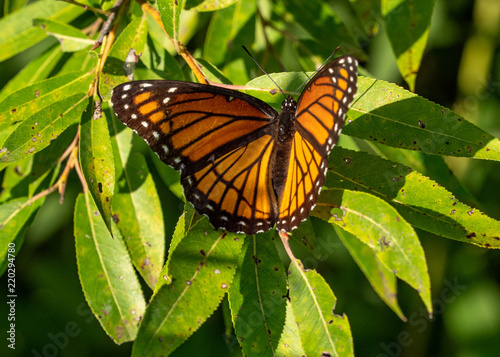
xmin=281 ymin=95 xmax=297 ymax=112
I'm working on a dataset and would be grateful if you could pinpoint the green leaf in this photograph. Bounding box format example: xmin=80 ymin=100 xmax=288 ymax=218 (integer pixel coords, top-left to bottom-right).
xmin=74 ymin=191 xmax=145 ymax=343
xmin=100 ymin=15 xmax=149 ymax=101
xmin=80 ymin=101 xmax=115 ymax=234
xmin=350 ymin=0 xmax=381 ymax=36
xmin=228 ymin=233 xmax=287 ymax=356
xmin=382 ymin=0 xmax=435 ymax=91
xmin=0 ymin=71 xmax=94 ymax=127
xmin=0 ymin=197 xmax=42 ymax=268
xmin=0 ymin=0 xmax=84 ymax=61
xmin=315 ymin=189 xmax=432 ymax=314
xmin=286 ymin=0 xmax=360 ymax=55
xmin=186 ymin=0 xmax=240 ymax=12
xmin=346 ymin=77 xmax=500 ymax=161
xmin=244 ymin=71 xmax=311 ymax=109
xmin=0 ymin=93 xmax=88 ymax=163
xmin=157 ymin=0 xmax=185 ymax=42
xmin=204 ymin=0 xmax=257 ymax=65
xmin=1 ymin=128 xmax=70 ymax=202
xmin=132 ymin=218 xmax=243 ymax=357
xmin=274 ymin=301 xmax=306 ymax=356
xmin=33 ymin=18 xmax=94 ymax=52
xmin=112 ymin=126 xmax=165 ymax=289
xmin=323 ymin=147 xmax=500 ymax=248
xmin=0 ymin=45 xmax=64 ymax=101
xmin=289 ymin=259 xmax=353 ymax=357
xmin=335 ymin=219 xmax=406 ymax=320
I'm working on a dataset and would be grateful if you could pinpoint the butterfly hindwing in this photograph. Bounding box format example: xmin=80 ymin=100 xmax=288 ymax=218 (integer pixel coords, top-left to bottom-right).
xmin=182 ymin=134 xmax=278 ymax=234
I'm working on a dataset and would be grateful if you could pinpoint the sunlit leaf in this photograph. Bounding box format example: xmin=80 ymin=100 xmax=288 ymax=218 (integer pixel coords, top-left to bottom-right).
xmin=382 ymin=0 xmax=435 ymax=90
xmin=132 ymin=218 xmax=243 ymax=356
xmin=0 ymin=0 xmax=84 ymax=61
xmin=0 ymin=94 xmax=88 ymax=163
xmin=80 ymin=101 xmax=115 ymax=234
xmin=346 ymin=77 xmax=500 ymax=161
xmin=228 ymin=233 xmax=287 ymax=356
xmin=74 ymin=191 xmax=145 ymax=344
xmin=289 ymin=259 xmax=353 ymax=356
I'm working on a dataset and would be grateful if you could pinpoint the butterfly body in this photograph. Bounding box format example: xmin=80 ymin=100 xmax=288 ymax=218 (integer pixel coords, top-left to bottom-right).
xmin=111 ymin=55 xmax=358 ymax=235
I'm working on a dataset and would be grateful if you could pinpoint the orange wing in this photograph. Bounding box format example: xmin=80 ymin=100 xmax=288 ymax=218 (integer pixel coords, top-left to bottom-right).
xmin=276 ymin=55 xmax=358 ymax=232
xmin=111 ymin=80 xmax=279 ymax=234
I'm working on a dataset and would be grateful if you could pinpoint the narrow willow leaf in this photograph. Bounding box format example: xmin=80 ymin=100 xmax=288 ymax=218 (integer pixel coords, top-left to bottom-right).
xmin=0 ymin=0 xmax=84 ymax=61
xmin=111 ymin=115 xmax=164 ymax=289
xmin=346 ymin=77 xmax=500 ymax=161
xmin=382 ymin=0 xmax=435 ymax=90
xmin=157 ymin=0 xmax=185 ymax=41
xmin=372 ymin=142 xmax=478 ymax=206
xmin=61 ymin=47 xmax=99 ymax=73
xmin=0 ymin=93 xmax=88 ymax=163
xmin=314 ymin=189 xmax=432 ymax=314
xmin=0 ymin=197 xmax=43 ymax=267
xmin=289 ymin=259 xmax=353 ymax=357
xmin=112 ymin=151 xmax=164 ymax=290
xmin=228 ymin=233 xmax=287 ymax=356
xmin=100 ymin=16 xmax=148 ymax=101
xmin=74 ymin=191 xmax=145 ymax=344
xmin=186 ymin=0 xmax=240 ymax=12
xmin=334 ymin=226 xmax=405 ymax=320
xmin=323 ymin=147 xmax=500 ymax=248
xmin=0 ymin=71 xmax=94 ymax=126
xmin=1 ymin=128 xmax=70 ymax=202
xmin=132 ymin=218 xmax=243 ymax=357
xmin=286 ymin=0 xmax=360 ymax=55
xmin=244 ymin=72 xmax=311 ymax=109
xmin=350 ymin=0 xmax=381 ymax=36
xmin=154 ymin=207 xmax=194 ymax=291
xmin=204 ymin=0 xmax=256 ymax=65
xmin=33 ymin=18 xmax=94 ymax=52
xmin=274 ymin=301 xmax=306 ymax=356
xmin=0 ymin=46 xmax=64 ymax=101
xmin=80 ymin=101 xmax=115 ymax=233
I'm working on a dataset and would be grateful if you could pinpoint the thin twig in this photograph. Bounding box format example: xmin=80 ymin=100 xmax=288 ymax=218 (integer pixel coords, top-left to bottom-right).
xmin=279 ymin=230 xmax=297 ymax=262
xmin=92 ymin=0 xmax=127 ymax=50
xmin=58 ymin=0 xmax=109 ymax=15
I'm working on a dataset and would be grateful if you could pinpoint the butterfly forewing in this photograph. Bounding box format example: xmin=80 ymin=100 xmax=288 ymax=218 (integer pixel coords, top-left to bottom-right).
xmin=111 ymin=80 xmax=280 ymax=234
xmin=276 ymin=55 xmax=358 ymax=231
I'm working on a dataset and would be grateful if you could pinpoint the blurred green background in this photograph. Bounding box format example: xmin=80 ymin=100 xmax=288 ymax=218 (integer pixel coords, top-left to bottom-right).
xmin=1 ymin=0 xmax=500 ymax=356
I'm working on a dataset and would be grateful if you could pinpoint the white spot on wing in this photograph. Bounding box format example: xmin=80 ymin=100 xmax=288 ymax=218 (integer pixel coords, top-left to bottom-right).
xmin=140 ymin=83 xmax=153 ymax=88
xmin=123 ymin=84 xmax=131 ymax=91
xmin=163 ymin=97 xmax=171 ymax=104
xmin=168 ymin=87 xmax=177 ymax=93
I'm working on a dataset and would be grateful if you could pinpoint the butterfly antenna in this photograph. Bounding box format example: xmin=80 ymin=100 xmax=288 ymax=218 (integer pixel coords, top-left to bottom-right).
xmin=242 ymin=46 xmax=286 ymax=99
xmin=291 ymin=46 xmax=341 ymax=97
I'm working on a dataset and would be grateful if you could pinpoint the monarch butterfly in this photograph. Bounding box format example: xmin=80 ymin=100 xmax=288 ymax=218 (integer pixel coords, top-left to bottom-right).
xmin=111 ymin=55 xmax=358 ymax=234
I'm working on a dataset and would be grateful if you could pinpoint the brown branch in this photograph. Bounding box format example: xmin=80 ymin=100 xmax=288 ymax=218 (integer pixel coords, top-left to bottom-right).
xmin=92 ymin=0 xmax=128 ymax=50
